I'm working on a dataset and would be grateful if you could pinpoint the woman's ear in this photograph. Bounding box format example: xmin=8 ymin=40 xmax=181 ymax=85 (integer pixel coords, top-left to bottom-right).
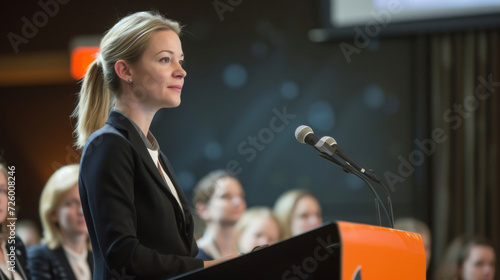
xmin=196 ymin=202 xmax=210 ymax=221
xmin=114 ymin=60 xmax=133 ymax=83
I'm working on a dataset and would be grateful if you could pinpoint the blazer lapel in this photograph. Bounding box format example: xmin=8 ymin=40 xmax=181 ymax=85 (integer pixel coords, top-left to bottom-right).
xmin=87 ymin=250 xmax=93 ymax=275
xmin=106 ymin=111 xmax=188 ymax=228
xmin=53 ymin=247 xmax=77 ymax=280
xmin=106 ymin=111 xmax=172 ymax=195
xmin=158 ymin=154 xmax=189 ymax=216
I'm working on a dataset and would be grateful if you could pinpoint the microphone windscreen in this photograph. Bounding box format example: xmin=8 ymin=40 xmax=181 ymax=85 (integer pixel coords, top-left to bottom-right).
xmin=295 ymin=125 xmax=313 ymax=144
xmin=320 ymin=136 xmax=337 ymax=147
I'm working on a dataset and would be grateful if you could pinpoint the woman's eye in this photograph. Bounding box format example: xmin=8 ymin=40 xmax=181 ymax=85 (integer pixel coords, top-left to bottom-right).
xmin=160 ymin=57 xmax=170 ymax=63
xmin=179 ymin=60 xmax=185 ymax=66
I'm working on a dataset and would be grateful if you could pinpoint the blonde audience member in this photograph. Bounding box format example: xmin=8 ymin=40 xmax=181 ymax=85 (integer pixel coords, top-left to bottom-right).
xmin=194 ymin=170 xmax=246 ymax=260
xmin=273 ymin=189 xmax=322 ymax=239
xmin=233 ymin=207 xmax=282 ymax=254
xmin=28 ymin=164 xmax=92 ymax=280
xmin=434 ymin=235 xmax=495 ymax=280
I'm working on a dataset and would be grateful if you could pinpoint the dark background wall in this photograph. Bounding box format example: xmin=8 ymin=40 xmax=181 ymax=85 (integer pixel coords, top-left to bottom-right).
xmin=1 ymin=0 xmax=422 ymax=227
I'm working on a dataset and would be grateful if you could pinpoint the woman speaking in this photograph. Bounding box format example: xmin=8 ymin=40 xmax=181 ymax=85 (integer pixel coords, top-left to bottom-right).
xmin=73 ymin=11 xmax=231 ymax=279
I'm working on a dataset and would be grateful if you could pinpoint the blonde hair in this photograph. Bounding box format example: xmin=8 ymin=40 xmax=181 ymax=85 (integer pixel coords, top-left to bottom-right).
xmin=233 ymin=207 xmax=282 ymax=253
xmin=39 ymin=164 xmax=81 ymax=249
xmin=394 ymin=217 xmax=430 ymax=237
xmin=72 ymin=11 xmax=183 ymax=149
xmin=273 ymin=189 xmax=316 ymax=239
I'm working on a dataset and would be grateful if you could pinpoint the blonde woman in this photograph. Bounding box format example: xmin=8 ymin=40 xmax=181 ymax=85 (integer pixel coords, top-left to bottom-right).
xmin=233 ymin=207 xmax=282 ymax=254
xmin=273 ymin=189 xmax=323 ymax=239
xmin=0 ymin=161 xmax=29 ymax=280
xmin=28 ymin=164 xmax=92 ymax=280
xmin=73 ymin=11 xmax=230 ymax=279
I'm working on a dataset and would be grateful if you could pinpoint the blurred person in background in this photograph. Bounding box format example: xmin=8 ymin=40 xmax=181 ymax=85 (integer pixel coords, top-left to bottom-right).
xmin=233 ymin=207 xmax=282 ymax=254
xmin=16 ymin=220 xmax=41 ymax=248
xmin=28 ymin=164 xmax=92 ymax=280
xmin=273 ymin=189 xmax=323 ymax=239
xmin=193 ymin=170 xmax=246 ymax=260
xmin=434 ymin=235 xmax=495 ymax=280
xmin=0 ymin=159 xmax=30 ymax=279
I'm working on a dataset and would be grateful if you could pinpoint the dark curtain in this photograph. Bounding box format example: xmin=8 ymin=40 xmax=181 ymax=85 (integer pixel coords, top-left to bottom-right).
xmin=417 ymin=29 xmax=500 ymax=275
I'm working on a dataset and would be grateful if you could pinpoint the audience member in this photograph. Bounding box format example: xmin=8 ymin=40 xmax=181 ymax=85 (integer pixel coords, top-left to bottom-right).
xmin=193 ymin=170 xmax=246 ymax=260
xmin=0 ymin=160 xmax=30 ymax=279
xmin=16 ymin=220 xmax=41 ymax=248
xmin=233 ymin=207 xmax=282 ymax=254
xmin=273 ymin=189 xmax=322 ymax=239
xmin=434 ymin=235 xmax=495 ymax=280
xmin=28 ymin=164 xmax=93 ymax=280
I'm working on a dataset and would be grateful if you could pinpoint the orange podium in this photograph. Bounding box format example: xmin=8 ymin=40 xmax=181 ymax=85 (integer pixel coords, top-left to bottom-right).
xmin=338 ymin=221 xmax=425 ymax=279
xmin=171 ymin=221 xmax=425 ymax=280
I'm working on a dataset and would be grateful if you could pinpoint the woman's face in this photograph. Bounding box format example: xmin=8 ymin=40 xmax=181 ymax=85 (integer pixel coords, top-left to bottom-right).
xmin=290 ymin=195 xmax=322 ymax=236
xmin=0 ymin=172 xmax=8 ymax=223
xmin=52 ymin=184 xmax=87 ymax=237
xmin=205 ymin=177 xmax=246 ymax=225
xmin=460 ymin=245 xmax=495 ymax=280
xmin=129 ymin=29 xmax=186 ymax=110
xmin=237 ymin=216 xmax=281 ymax=253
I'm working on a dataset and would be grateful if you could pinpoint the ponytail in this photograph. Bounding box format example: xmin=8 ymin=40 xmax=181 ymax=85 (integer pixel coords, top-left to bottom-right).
xmin=72 ymin=59 xmax=112 ymax=149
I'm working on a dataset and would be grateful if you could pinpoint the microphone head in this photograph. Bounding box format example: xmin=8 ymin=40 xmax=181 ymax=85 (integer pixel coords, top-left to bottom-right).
xmin=320 ymin=136 xmax=337 ymax=147
xmin=295 ymin=125 xmax=313 ymax=144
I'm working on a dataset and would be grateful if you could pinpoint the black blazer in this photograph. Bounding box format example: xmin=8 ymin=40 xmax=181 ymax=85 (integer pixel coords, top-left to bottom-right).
xmin=27 ymin=244 xmax=93 ymax=280
xmin=2 ymin=235 xmax=29 ymax=280
xmin=79 ymin=111 xmax=203 ymax=280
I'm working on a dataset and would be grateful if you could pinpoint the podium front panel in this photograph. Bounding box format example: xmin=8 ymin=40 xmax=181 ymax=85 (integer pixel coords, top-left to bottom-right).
xmin=171 ymin=222 xmax=341 ymax=280
xmin=338 ymin=221 xmax=426 ymax=280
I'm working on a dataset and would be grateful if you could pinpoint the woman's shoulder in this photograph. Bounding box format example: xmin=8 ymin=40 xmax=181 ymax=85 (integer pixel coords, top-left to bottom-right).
xmin=27 ymin=243 xmax=52 ymax=257
xmin=195 ymin=247 xmax=214 ymax=261
xmin=82 ymin=124 xmax=133 ymax=156
xmin=87 ymin=123 xmax=127 ymax=145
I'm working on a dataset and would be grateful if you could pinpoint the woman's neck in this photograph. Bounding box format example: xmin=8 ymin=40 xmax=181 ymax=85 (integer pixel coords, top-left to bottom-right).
xmin=200 ymin=223 xmax=237 ymax=257
xmin=115 ymin=100 xmax=156 ymax=137
xmin=60 ymin=232 xmax=88 ymax=254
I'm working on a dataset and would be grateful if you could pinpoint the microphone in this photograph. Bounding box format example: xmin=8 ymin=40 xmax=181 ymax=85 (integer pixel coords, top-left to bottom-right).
xmin=295 ymin=125 xmax=319 ymax=146
xmin=295 ymin=125 xmax=339 ymax=155
xmin=296 ymin=126 xmax=380 ymax=182
xmin=322 ymin=135 xmax=395 ymax=226
xmin=325 ymin=137 xmax=382 ymax=184
xmin=315 ymin=137 xmax=351 ymax=171
xmin=295 ymin=125 xmax=394 ymax=228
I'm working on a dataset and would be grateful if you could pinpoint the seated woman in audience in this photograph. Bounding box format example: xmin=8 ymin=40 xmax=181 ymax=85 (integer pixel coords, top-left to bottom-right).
xmin=193 ymin=170 xmax=246 ymax=260
xmin=434 ymin=235 xmax=495 ymax=280
xmin=233 ymin=207 xmax=282 ymax=254
xmin=0 ymin=160 xmax=30 ymax=279
xmin=273 ymin=189 xmax=323 ymax=239
xmin=28 ymin=164 xmax=93 ymax=280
